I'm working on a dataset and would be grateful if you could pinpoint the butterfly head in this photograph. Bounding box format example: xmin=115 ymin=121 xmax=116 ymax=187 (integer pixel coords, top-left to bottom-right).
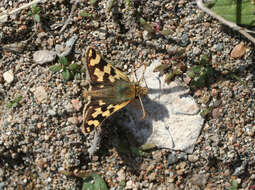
xmin=135 ymin=83 xmax=148 ymax=97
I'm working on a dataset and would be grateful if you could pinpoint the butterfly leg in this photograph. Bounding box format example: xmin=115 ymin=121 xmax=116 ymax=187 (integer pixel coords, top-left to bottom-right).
xmin=131 ymin=64 xmax=148 ymax=88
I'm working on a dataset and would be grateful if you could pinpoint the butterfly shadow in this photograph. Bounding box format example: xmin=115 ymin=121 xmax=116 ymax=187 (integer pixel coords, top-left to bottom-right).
xmin=97 ymin=89 xmax=173 ymax=174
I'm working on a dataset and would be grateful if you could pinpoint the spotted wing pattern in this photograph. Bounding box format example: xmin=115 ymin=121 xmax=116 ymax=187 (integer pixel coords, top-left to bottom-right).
xmin=82 ymin=47 xmax=134 ymax=133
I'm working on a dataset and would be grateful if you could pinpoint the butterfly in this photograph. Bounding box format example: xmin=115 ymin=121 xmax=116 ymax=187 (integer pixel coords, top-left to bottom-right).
xmin=81 ymin=47 xmax=148 ymax=134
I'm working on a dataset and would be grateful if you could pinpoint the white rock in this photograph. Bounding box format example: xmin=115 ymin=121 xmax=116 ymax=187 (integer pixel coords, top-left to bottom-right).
xmin=55 ymin=35 xmax=78 ymax=57
xmin=119 ymin=59 xmax=204 ymax=153
xmin=33 ymin=50 xmax=56 ymax=64
xmin=3 ymin=70 xmax=14 ymax=83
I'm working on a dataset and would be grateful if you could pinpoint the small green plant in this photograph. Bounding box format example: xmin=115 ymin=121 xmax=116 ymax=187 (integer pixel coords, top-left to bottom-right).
xmin=7 ymin=95 xmax=22 ymax=108
xmin=124 ymin=0 xmax=131 ymax=7
xmin=80 ymin=11 xmax=92 ymax=18
xmin=153 ymin=60 xmax=186 ymax=84
xmin=229 ymin=180 xmax=238 ymax=190
xmin=200 ymin=107 xmax=213 ymax=118
xmin=119 ymin=180 xmax=126 ymax=190
xmin=187 ymin=55 xmax=214 ymax=89
xmin=138 ymin=17 xmax=155 ymax=34
xmin=90 ymin=0 xmax=98 ymax=5
xmin=130 ymin=145 xmax=147 ymax=157
xmin=230 ymin=73 xmax=248 ymax=87
xmin=28 ymin=4 xmax=41 ymax=23
xmin=49 ymin=56 xmax=83 ymax=81
xmin=82 ymin=173 xmax=108 ymax=190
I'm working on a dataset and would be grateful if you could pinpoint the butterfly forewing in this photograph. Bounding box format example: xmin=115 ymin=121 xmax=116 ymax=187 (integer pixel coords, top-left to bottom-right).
xmin=86 ymin=47 xmax=130 ymax=85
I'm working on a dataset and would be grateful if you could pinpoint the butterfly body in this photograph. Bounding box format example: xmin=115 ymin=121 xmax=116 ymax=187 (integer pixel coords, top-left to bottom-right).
xmin=82 ymin=47 xmax=147 ymax=134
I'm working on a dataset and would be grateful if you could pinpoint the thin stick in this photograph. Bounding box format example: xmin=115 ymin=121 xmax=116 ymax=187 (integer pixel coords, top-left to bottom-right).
xmin=196 ymin=0 xmax=255 ymax=44
xmin=59 ymin=0 xmax=79 ymax=33
xmin=0 ymin=0 xmax=44 ymax=22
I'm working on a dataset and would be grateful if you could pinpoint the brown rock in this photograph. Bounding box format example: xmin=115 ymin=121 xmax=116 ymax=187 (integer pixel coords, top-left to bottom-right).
xmin=231 ymin=42 xmax=246 ymax=58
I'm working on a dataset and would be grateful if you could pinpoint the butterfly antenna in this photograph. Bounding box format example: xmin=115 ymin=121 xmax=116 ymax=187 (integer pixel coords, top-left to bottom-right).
xmin=138 ymin=95 xmax=146 ymax=119
xmin=139 ymin=64 xmax=148 ymax=89
xmin=131 ymin=64 xmax=139 ymax=82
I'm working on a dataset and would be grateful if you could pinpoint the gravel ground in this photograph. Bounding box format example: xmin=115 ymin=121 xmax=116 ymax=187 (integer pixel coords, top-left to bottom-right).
xmin=0 ymin=0 xmax=255 ymax=189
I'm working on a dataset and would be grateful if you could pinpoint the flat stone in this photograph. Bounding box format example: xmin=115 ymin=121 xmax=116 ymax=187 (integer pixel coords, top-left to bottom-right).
xmin=33 ymin=50 xmax=56 ymax=64
xmin=119 ymin=58 xmax=204 ymax=153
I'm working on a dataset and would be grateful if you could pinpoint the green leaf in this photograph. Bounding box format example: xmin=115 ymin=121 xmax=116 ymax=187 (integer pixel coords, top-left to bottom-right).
xmin=208 ymin=0 xmax=255 ymax=26
xmin=119 ymin=180 xmax=126 ymax=190
xmin=140 ymin=143 xmax=156 ymax=151
xmin=74 ymin=73 xmax=81 ymax=80
xmin=187 ymin=70 xmax=195 ymax=78
xmin=200 ymin=55 xmax=209 ymax=65
xmin=229 ymin=180 xmax=238 ymax=190
xmin=160 ymin=30 xmax=173 ymax=37
xmin=153 ymin=64 xmax=171 ymax=73
xmin=14 ymin=95 xmax=22 ymax=103
xmin=32 ymin=5 xmax=41 ymax=14
xmin=124 ymin=0 xmax=131 ymax=7
xmin=69 ymin=63 xmax=79 ymax=71
xmin=90 ymin=0 xmax=98 ymax=5
xmin=165 ymin=72 xmax=175 ymax=84
xmin=200 ymin=107 xmax=212 ymax=118
xmin=192 ymin=65 xmax=203 ymax=74
xmin=130 ymin=146 xmax=146 ymax=157
xmin=62 ymin=70 xmax=70 ymax=81
xmin=80 ymin=67 xmax=86 ymax=73
xmin=107 ymin=0 xmax=115 ymax=11
xmin=82 ymin=173 xmax=108 ymax=190
xmin=33 ymin=14 xmax=40 ymax=23
xmin=28 ymin=11 xmax=32 ymax=16
xmin=49 ymin=65 xmax=62 ymax=73
xmin=139 ymin=17 xmax=154 ymax=34
xmin=7 ymin=95 xmax=22 ymax=108
xmin=7 ymin=102 xmax=13 ymax=108
xmin=80 ymin=11 xmax=92 ymax=18
xmin=59 ymin=56 xmax=68 ymax=66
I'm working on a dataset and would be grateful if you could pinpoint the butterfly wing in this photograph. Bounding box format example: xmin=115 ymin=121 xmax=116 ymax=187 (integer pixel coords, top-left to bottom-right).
xmin=84 ymin=47 xmax=130 ymax=85
xmin=81 ymin=47 xmax=136 ymax=133
xmin=82 ymin=98 xmax=132 ymax=133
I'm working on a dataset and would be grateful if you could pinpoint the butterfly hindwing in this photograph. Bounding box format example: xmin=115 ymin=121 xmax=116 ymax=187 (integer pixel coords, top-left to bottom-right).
xmin=82 ymin=98 xmax=131 ymax=133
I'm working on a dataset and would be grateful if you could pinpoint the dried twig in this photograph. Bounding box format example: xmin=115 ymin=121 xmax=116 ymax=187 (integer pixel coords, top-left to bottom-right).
xmin=0 ymin=0 xmax=44 ymax=22
xmin=196 ymin=0 xmax=255 ymax=44
xmin=59 ymin=0 xmax=79 ymax=33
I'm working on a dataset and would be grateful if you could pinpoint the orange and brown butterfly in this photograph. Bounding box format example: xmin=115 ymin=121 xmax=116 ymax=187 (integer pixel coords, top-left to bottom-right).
xmin=81 ymin=46 xmax=148 ymax=134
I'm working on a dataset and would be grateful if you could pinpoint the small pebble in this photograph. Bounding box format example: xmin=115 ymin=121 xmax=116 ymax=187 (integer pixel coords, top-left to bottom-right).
xmin=3 ymin=70 xmax=14 ymax=83
xmin=167 ymin=153 xmax=178 ymax=165
xmin=32 ymin=86 xmax=48 ymax=103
